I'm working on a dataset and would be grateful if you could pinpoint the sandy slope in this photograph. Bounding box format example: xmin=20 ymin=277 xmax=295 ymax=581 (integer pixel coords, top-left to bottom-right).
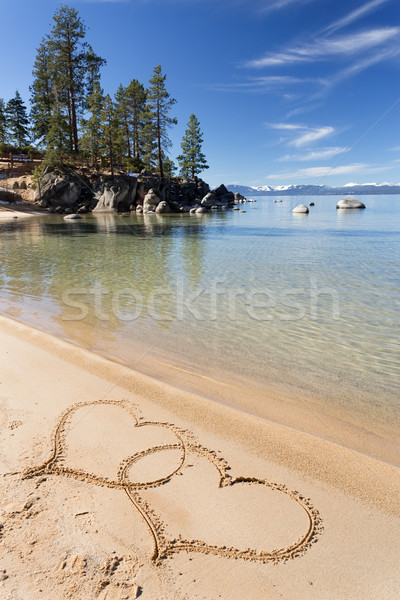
xmin=0 ymin=315 xmax=399 ymax=600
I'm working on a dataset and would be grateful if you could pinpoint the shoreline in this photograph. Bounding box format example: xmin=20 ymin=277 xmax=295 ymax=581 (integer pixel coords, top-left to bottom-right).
xmin=2 ymin=302 xmax=399 ymax=469
xmin=1 ymin=313 xmax=399 ymax=598
xmin=1 ymin=312 xmax=399 ymax=512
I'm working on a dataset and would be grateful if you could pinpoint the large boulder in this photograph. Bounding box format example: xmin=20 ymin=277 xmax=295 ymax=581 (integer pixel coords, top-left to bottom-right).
xmin=336 ymin=197 xmax=366 ymax=209
xmin=292 ymin=204 xmax=309 ymax=214
xmin=155 ymin=200 xmax=171 ymax=213
xmin=219 ymin=192 xmax=235 ymax=206
xmin=180 ymin=180 xmax=197 ymax=198
xmin=136 ymin=174 xmax=164 ymax=204
xmin=143 ymin=189 xmax=160 ymax=213
xmin=201 ymin=192 xmax=217 ymax=207
xmin=214 ymin=184 xmax=229 ymax=196
xmin=196 ymin=179 xmax=210 ymax=198
xmin=92 ymin=175 xmax=137 ymax=212
xmin=34 ymin=171 xmax=83 ymax=208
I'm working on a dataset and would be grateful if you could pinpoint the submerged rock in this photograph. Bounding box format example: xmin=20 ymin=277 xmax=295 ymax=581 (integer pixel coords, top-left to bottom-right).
xmin=63 ymin=214 xmax=81 ymax=220
xmin=336 ymin=197 xmax=366 ymax=209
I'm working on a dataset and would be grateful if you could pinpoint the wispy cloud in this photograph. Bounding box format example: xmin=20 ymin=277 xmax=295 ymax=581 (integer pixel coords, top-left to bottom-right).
xmin=261 ymin=0 xmax=316 ymax=13
xmin=207 ymin=75 xmax=317 ymax=92
xmin=268 ymin=123 xmax=334 ymax=147
xmin=245 ymin=27 xmax=400 ymax=68
xmin=323 ymin=0 xmax=392 ymax=35
xmin=319 ymin=44 xmax=400 ymax=91
xmin=267 ymin=163 xmax=388 ymax=179
xmin=277 ymin=147 xmax=349 ymax=161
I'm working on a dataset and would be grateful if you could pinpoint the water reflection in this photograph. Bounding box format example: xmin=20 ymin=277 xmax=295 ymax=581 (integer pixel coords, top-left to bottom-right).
xmin=0 ymin=199 xmax=399 ymax=430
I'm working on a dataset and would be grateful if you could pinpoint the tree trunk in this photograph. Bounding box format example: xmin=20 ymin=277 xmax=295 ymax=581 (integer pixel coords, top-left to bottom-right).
xmin=68 ymin=48 xmax=79 ymax=154
xmin=157 ymin=104 xmax=163 ymax=179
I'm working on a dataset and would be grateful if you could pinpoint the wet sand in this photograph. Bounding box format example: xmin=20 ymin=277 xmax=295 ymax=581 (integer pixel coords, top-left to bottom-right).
xmin=0 ymin=314 xmax=399 ymax=599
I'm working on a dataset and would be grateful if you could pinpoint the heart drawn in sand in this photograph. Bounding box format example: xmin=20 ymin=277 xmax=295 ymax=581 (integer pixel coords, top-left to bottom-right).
xmin=22 ymin=400 xmax=323 ymax=565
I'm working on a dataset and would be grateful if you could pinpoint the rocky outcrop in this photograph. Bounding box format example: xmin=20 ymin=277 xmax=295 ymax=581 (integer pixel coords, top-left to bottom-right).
xmin=143 ymin=189 xmax=160 ymax=213
xmin=34 ymin=166 xmax=237 ymax=215
xmin=33 ymin=169 xmax=90 ymax=210
xmin=92 ymin=175 xmax=137 ymax=212
xmin=336 ymin=197 xmax=366 ymax=209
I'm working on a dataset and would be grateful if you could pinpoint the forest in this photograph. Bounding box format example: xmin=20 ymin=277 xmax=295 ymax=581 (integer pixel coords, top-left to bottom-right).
xmin=0 ymin=4 xmax=208 ymax=181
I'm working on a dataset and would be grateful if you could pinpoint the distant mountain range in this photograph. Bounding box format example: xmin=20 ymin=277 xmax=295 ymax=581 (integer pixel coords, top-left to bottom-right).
xmin=226 ymin=183 xmax=400 ymax=196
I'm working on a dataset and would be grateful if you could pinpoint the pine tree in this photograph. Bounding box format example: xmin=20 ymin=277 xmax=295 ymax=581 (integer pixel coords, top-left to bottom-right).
xmin=114 ymin=84 xmax=132 ymax=159
xmin=100 ymin=94 xmax=118 ymax=177
xmin=140 ymin=103 xmax=158 ymax=170
xmin=30 ymin=38 xmax=54 ymax=145
xmin=45 ymin=90 xmax=70 ymax=166
xmin=30 ymin=6 xmax=105 ymax=162
xmin=177 ymin=114 xmax=208 ymax=179
xmin=81 ymin=46 xmax=106 ymax=168
xmin=146 ymin=65 xmax=177 ymax=178
xmin=0 ymin=99 xmax=7 ymax=146
xmin=125 ymin=79 xmax=147 ymax=160
xmin=5 ymin=91 xmax=30 ymax=149
xmin=47 ymin=5 xmax=102 ymax=154
xmin=81 ymin=80 xmax=104 ymax=169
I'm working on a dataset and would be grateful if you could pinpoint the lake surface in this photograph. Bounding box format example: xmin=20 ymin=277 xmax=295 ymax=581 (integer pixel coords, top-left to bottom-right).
xmin=1 ymin=195 xmax=399 ymax=435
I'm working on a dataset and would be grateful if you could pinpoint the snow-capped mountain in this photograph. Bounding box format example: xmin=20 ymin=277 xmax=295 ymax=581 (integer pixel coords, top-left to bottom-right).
xmin=227 ymin=183 xmax=400 ymax=196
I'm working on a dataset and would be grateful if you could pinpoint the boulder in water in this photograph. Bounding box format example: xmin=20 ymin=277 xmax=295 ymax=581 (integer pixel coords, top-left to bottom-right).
xmin=63 ymin=213 xmax=81 ymax=220
xmin=292 ymin=204 xmax=309 ymax=214
xmin=336 ymin=197 xmax=365 ymax=209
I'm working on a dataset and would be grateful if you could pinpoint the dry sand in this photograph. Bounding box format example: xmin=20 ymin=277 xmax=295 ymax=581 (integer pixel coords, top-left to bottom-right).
xmin=0 ymin=314 xmax=399 ymax=599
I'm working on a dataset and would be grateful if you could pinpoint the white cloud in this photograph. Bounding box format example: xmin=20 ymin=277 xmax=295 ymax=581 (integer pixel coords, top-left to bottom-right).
xmin=267 ymin=163 xmax=388 ymax=179
xmin=324 ymin=0 xmax=392 ymax=35
xmin=267 ymin=122 xmax=335 ymax=147
xmin=261 ymin=0 xmax=316 ymax=13
xmin=208 ymin=75 xmax=314 ymax=92
xmin=277 ymin=147 xmax=349 ymax=161
xmin=245 ymin=27 xmax=400 ymax=68
xmin=269 ymin=122 xmax=303 ymax=131
xmin=292 ymin=126 xmax=334 ymax=146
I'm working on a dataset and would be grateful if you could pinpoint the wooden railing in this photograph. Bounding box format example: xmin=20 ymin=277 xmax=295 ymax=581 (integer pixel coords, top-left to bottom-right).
xmin=0 ymin=153 xmax=44 ymax=164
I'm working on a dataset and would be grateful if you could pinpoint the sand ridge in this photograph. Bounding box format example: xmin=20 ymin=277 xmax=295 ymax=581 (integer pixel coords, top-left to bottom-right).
xmin=18 ymin=399 xmax=323 ymax=566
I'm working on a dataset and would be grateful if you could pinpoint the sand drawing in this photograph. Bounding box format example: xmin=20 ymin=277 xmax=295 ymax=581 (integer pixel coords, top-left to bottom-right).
xmin=21 ymin=399 xmax=323 ymax=565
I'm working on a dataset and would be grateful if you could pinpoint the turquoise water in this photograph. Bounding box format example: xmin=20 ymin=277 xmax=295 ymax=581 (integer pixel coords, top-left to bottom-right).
xmin=0 ymin=195 xmax=399 ymax=430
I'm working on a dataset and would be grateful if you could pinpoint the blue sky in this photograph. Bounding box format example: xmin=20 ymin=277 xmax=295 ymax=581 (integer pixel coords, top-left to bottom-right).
xmin=1 ymin=0 xmax=399 ymax=186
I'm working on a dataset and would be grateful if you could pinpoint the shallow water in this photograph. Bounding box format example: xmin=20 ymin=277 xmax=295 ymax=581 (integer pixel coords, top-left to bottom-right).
xmin=0 ymin=195 xmax=399 ymax=430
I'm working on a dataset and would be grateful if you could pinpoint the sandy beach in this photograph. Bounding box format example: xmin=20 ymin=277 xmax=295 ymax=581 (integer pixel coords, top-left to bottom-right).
xmin=0 ymin=314 xmax=399 ymax=599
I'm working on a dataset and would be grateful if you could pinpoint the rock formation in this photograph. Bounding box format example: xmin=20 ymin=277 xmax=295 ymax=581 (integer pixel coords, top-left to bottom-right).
xmin=33 ymin=167 xmax=236 ymax=215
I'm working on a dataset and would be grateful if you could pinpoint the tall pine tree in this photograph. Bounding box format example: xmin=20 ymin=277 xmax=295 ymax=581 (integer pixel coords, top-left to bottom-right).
xmin=81 ymin=46 xmax=106 ymax=168
xmin=100 ymin=94 xmax=118 ymax=177
xmin=0 ymin=99 xmax=7 ymax=146
xmin=145 ymin=65 xmax=177 ymax=178
xmin=30 ymin=38 xmax=54 ymax=145
xmin=5 ymin=91 xmax=30 ymax=149
xmin=177 ymin=114 xmax=208 ymax=179
xmin=30 ymin=6 xmax=105 ymax=162
xmin=125 ymin=79 xmax=147 ymax=161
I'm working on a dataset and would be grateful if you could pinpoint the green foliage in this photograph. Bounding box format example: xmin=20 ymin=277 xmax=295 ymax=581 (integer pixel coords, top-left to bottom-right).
xmin=0 ymin=99 xmax=7 ymax=145
xmin=31 ymin=5 xmax=106 ymax=159
xmin=81 ymin=80 xmax=104 ymax=169
xmin=30 ymin=38 xmax=53 ymax=145
xmin=114 ymin=79 xmax=147 ymax=162
xmin=124 ymin=156 xmax=146 ymax=173
xmin=177 ymin=114 xmax=209 ymax=179
xmin=163 ymin=156 xmax=177 ymax=178
xmin=24 ymin=9 xmax=210 ymax=178
xmin=5 ymin=91 xmax=30 ymax=148
xmin=100 ymin=94 xmax=119 ymax=176
xmin=145 ymin=65 xmax=177 ymax=178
